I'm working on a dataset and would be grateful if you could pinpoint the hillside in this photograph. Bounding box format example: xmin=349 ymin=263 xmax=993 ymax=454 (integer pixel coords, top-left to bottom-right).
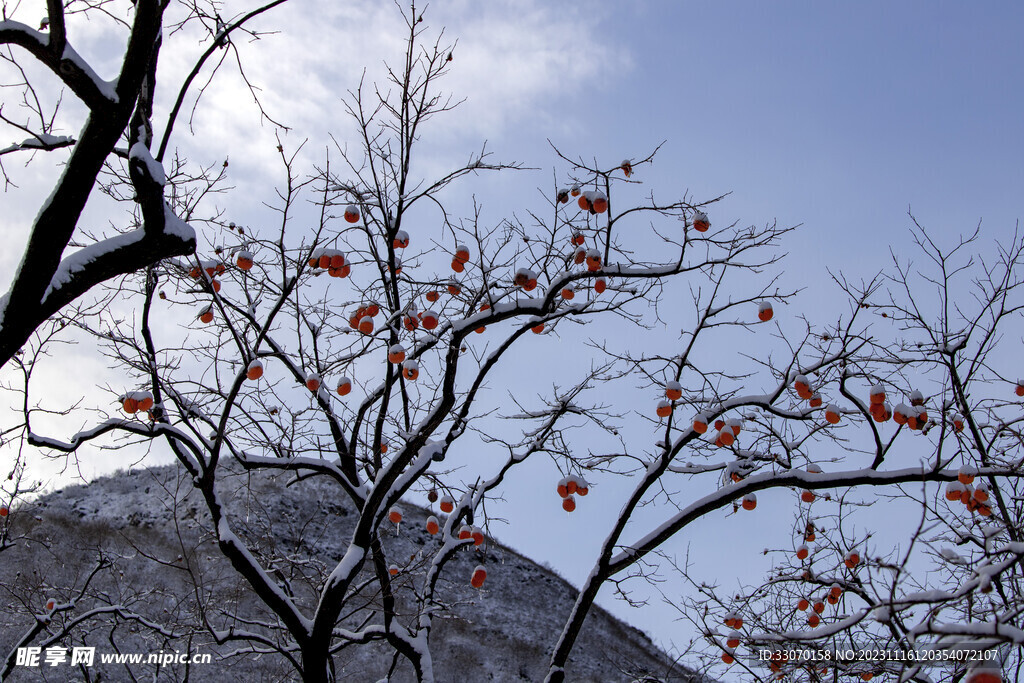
xmin=0 ymin=463 xmax=701 ymax=682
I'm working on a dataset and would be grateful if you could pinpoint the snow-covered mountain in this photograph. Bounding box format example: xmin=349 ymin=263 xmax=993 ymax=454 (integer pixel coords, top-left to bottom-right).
xmin=1 ymin=464 xmax=701 ymax=682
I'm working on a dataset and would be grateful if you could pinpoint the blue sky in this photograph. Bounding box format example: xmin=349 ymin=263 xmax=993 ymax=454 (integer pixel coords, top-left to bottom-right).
xmin=3 ymin=0 xmax=1023 ymax=672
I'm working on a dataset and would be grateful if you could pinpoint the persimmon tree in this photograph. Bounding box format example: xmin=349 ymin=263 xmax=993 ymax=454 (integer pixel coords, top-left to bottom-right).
xmin=539 ymin=224 xmax=1024 ymax=683
xmin=5 ymin=4 xmax=1024 ymax=683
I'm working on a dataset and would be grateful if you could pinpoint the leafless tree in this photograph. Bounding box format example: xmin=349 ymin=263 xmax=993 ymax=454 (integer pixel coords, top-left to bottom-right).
xmin=5 ymin=4 xmax=1022 ymax=683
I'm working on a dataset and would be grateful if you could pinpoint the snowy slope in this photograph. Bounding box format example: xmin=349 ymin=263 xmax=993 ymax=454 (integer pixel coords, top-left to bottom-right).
xmin=0 ymin=464 xmax=703 ymax=682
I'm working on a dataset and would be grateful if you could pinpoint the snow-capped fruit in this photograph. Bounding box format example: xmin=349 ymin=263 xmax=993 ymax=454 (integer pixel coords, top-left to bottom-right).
xmin=246 ymin=360 xmax=264 ymax=380
xmin=723 ymin=613 xmax=743 ymax=629
xmin=210 ymin=278 xmax=222 ymax=293
xmin=358 ymin=317 xmax=374 ymax=334
xmin=388 ymin=507 xmax=403 ymax=525
xmin=945 ymin=481 xmax=965 ymax=501
xmin=726 ymin=631 xmax=740 ymax=649
xmin=557 ymin=477 xmax=570 ymax=498
xmin=621 ymin=160 xmax=633 ymax=177
xmin=793 ymin=374 xmax=812 ymax=400
xmin=665 ymin=381 xmax=683 ymax=401
xmin=758 ymin=301 xmax=773 ymax=322
xmin=531 ymin=323 xmax=545 ymax=334
xmin=656 ymin=400 xmax=672 ymax=418
xmin=393 ymin=230 xmax=409 ymax=249
xmin=561 ymin=285 xmax=575 ymax=300
xmin=448 ymin=279 xmax=461 ymax=296
xmin=236 ymin=250 xmax=254 ymax=271
xmin=578 ymin=192 xmax=593 ymax=212
xmin=796 ymin=545 xmax=809 ymax=560
xmin=585 ymin=249 xmax=602 ymax=272
xmin=402 ymin=360 xmax=419 ymax=381
xmin=404 ymin=315 xmax=419 ymax=331
xmin=813 ymin=600 xmax=825 ymax=614
xmin=952 ymin=414 xmax=964 ymax=432
xmin=459 ymin=525 xmax=472 ymax=540
xmin=974 ymin=482 xmax=989 ymax=503
xmin=594 ymin=277 xmax=607 ymax=294
xmin=869 ymin=384 xmax=885 ymax=404
xmin=513 ymin=268 xmax=538 ymax=290
xmin=199 ymin=306 xmax=214 ymax=324
xmin=592 ymin=193 xmax=608 ymax=213
xmin=692 ymin=211 xmax=710 ymax=232
xmin=909 ymin=389 xmax=925 ymax=407
xmin=571 ymin=231 xmax=585 ymax=246
xmin=388 ymin=344 xmax=406 ymax=364
xmin=809 ymin=392 xmax=823 ymax=408
xmin=830 ymin=583 xmax=843 ymax=598
xmin=870 ymin=401 xmax=892 ymax=422
xmin=825 ymin=404 xmax=841 ymax=425
xmin=426 ymin=516 xmax=439 ymax=535
xmin=45 ymin=598 xmax=56 ymax=612
xmin=470 ymin=565 xmax=487 ymax=588
xmin=421 ymin=310 xmax=439 ymax=330
xmin=1016 ymin=381 xmax=1024 ymax=397
xmin=958 ymin=465 xmax=977 ymax=485
xmin=692 ymin=413 xmax=709 ymax=434
xmin=728 ymin=418 xmax=742 ymax=436
xmin=801 ymin=490 xmax=816 ymax=504
xmin=426 ymin=290 xmax=440 ymax=303
xmin=344 ymin=204 xmax=360 ymax=223
xmin=336 ymin=377 xmax=352 ymax=396
xmin=844 ymin=551 xmax=861 ymax=569
xmin=305 ymin=373 xmax=321 ymax=392
xmin=914 ymin=407 xmax=928 ymax=428
xmin=570 ymin=184 xmax=581 ymax=197
xmin=453 ymin=244 xmax=470 ymax=265
xmin=471 ymin=527 xmax=485 ymax=546
xmin=121 ymin=395 xmax=139 ymax=414
xmin=574 ymin=247 xmax=586 ymax=265
xmin=806 ymin=463 xmax=823 ymax=474
xmin=565 ymin=476 xmax=579 ymax=496
xmin=893 ymin=403 xmax=909 ymax=425
xmin=388 ymin=564 xmax=399 ymax=576
xmin=562 ymin=495 xmax=576 ymax=512
xmin=717 ymin=429 xmax=734 ymax=447
xmin=741 ymin=494 xmax=757 ymax=511
xmin=557 ymin=188 xmax=569 ymax=204
xmin=576 ymin=481 xmax=589 ymax=496
xmin=439 ymin=495 xmax=455 ymax=513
